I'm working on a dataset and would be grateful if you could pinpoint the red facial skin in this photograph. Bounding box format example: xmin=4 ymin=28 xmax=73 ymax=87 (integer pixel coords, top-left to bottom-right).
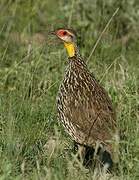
xmin=56 ymin=29 xmax=68 ymax=37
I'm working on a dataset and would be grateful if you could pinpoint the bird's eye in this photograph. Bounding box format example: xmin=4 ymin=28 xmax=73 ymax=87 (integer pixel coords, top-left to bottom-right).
xmin=63 ymin=31 xmax=67 ymax=35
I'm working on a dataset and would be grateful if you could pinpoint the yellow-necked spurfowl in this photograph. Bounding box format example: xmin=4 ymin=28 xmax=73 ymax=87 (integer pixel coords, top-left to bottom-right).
xmin=51 ymin=28 xmax=119 ymax=170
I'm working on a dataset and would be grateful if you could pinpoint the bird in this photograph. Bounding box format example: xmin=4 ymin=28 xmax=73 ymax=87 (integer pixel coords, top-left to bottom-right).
xmin=51 ymin=28 xmax=119 ymax=170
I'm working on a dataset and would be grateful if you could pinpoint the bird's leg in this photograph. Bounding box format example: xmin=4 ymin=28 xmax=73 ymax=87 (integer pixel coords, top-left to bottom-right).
xmin=77 ymin=144 xmax=86 ymax=164
xmin=93 ymin=141 xmax=101 ymax=170
xmin=94 ymin=141 xmax=101 ymax=160
xmin=73 ymin=142 xmax=86 ymax=164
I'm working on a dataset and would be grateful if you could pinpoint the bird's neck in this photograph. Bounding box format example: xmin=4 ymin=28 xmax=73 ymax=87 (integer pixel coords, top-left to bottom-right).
xmin=64 ymin=42 xmax=78 ymax=58
xmin=64 ymin=42 xmax=86 ymax=66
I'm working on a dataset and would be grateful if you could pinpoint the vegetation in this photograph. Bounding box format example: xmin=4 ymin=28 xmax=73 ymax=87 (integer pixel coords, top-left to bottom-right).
xmin=0 ymin=0 xmax=139 ymax=179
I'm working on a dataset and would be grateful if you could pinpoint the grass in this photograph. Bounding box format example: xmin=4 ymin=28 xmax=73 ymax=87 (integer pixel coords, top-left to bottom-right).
xmin=0 ymin=0 xmax=139 ymax=179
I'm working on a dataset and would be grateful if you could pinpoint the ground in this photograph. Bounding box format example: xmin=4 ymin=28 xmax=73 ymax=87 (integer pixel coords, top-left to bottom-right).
xmin=0 ymin=0 xmax=139 ymax=179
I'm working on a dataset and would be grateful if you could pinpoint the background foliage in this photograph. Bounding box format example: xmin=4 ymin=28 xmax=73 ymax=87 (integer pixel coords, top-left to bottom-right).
xmin=0 ymin=0 xmax=139 ymax=179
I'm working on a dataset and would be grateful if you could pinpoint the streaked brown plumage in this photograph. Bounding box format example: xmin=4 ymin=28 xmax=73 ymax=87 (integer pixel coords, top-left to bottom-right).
xmin=51 ymin=28 xmax=118 ymax=168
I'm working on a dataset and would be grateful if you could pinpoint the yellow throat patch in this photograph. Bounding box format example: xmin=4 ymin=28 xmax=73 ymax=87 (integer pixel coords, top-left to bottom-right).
xmin=64 ymin=42 xmax=75 ymax=57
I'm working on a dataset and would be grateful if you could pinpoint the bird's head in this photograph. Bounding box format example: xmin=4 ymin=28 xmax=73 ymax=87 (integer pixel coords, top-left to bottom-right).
xmin=51 ymin=28 xmax=77 ymax=57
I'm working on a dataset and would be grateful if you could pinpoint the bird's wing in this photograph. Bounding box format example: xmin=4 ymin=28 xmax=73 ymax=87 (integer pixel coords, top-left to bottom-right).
xmin=64 ymin=70 xmax=116 ymax=144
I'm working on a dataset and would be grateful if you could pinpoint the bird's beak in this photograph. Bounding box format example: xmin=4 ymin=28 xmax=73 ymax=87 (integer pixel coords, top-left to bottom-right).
xmin=49 ymin=31 xmax=56 ymax=35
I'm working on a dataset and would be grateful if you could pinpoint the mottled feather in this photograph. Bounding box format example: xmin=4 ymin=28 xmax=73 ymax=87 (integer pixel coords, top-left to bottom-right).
xmin=57 ymin=55 xmax=117 ymax=153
